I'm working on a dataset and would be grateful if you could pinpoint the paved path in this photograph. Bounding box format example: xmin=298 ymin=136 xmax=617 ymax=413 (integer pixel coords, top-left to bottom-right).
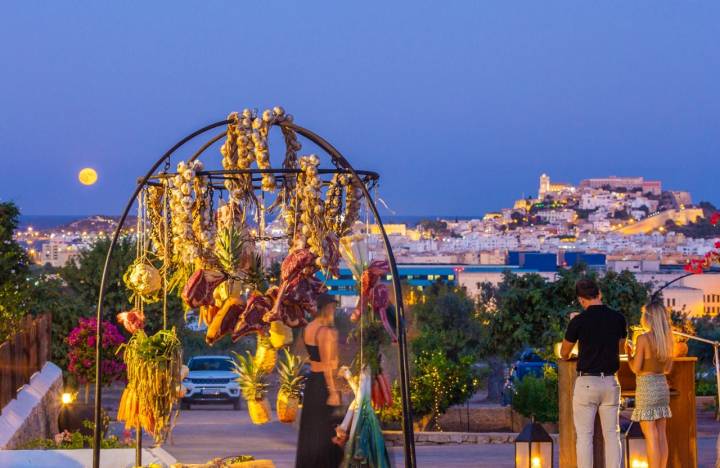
xmin=161 ymin=404 xmax=719 ymax=467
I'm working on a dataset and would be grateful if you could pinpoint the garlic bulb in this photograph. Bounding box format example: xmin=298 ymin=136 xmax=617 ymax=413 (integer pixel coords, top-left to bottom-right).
xmin=342 ymin=176 xmax=363 ymax=235
xmin=190 ymin=160 xmax=215 ymax=262
xmin=252 ymin=113 xmax=276 ymax=192
xmin=147 ymin=184 xmax=171 ymax=261
xmin=296 ymin=155 xmax=326 ymax=267
xmin=169 ymin=161 xmax=199 ymax=267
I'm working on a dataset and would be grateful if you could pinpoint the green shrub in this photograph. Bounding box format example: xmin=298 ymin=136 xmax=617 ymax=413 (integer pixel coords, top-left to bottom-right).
xmin=16 ymin=420 xmax=131 ymax=450
xmin=696 ymin=377 xmax=717 ymax=397
xmin=377 ymin=352 xmax=480 ymax=429
xmin=512 ymin=366 xmax=558 ymax=423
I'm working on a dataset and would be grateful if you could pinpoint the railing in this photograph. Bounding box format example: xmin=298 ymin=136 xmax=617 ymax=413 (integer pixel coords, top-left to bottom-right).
xmin=0 ymin=313 xmax=52 ymax=413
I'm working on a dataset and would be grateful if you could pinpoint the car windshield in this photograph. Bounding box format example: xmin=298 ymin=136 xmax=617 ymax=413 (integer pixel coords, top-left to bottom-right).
xmin=189 ymin=358 xmax=233 ymax=371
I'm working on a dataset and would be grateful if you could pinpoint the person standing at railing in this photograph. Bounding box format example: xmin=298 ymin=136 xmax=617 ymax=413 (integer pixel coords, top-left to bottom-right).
xmin=625 ymin=300 xmax=674 ymax=468
xmin=560 ymin=278 xmax=627 ymax=468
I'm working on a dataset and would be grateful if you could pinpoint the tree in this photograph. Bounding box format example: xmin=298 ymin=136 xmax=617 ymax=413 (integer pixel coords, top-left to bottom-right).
xmin=546 ymin=263 xmax=650 ymax=326
xmin=476 ymin=265 xmax=650 ymax=401
xmin=477 ymin=271 xmax=567 ymax=402
xmin=0 ymin=202 xmax=31 ymax=342
xmin=60 ymin=237 xmax=137 ymax=320
xmin=417 ymin=219 xmax=450 ymax=239
xmin=26 ymin=275 xmax=84 ymax=369
xmin=597 ymin=269 xmax=650 ymax=326
xmin=0 ymin=202 xmax=29 ymax=284
xmin=410 ymin=283 xmax=483 ymax=361
xmin=406 ymin=284 xmax=483 ymax=427
xmin=478 ymin=272 xmax=566 ymax=363
xmin=689 ymin=314 xmax=720 ymax=370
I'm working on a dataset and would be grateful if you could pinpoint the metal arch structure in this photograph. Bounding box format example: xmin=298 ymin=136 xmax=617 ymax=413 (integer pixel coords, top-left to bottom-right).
xmin=91 ymin=118 xmax=417 ymax=468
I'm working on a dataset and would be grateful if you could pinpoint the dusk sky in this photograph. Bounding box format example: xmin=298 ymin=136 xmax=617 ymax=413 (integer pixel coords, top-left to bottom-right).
xmin=1 ymin=2 xmax=718 ymax=217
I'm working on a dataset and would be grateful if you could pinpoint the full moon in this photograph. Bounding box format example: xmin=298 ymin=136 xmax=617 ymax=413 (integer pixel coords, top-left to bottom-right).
xmin=78 ymin=168 xmax=98 ymax=186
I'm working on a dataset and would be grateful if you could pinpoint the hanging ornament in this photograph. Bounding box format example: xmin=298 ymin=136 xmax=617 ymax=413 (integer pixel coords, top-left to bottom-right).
xmin=124 ymin=260 xmax=162 ymax=303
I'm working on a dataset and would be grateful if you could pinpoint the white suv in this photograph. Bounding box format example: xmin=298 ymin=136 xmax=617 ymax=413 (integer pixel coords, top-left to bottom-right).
xmin=181 ymin=355 xmax=241 ymax=410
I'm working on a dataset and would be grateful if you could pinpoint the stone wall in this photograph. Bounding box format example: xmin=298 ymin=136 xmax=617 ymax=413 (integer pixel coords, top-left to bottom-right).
xmin=384 ymin=431 xmax=517 ymax=446
xmin=0 ymin=362 xmax=63 ymax=449
xmin=437 ymin=405 xmax=512 ymax=432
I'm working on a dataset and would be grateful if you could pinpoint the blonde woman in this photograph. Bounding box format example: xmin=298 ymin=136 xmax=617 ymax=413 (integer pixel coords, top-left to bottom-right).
xmin=625 ymin=300 xmax=674 ymax=468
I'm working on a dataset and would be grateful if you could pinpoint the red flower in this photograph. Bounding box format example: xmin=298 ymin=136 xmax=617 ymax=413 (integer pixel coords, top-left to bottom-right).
xmin=711 ymin=212 xmax=720 ymax=225
xmin=684 ymin=259 xmax=705 ymax=274
xmin=715 ymin=241 xmax=720 ymax=249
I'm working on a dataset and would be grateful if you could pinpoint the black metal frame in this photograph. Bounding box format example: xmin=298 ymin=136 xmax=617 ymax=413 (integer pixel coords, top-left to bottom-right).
xmin=91 ymin=119 xmax=417 ymax=467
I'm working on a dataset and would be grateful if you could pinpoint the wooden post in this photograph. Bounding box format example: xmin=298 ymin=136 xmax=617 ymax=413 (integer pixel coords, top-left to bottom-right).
xmin=29 ymin=318 xmax=38 ymax=374
xmin=136 ymin=424 xmax=142 ymax=467
xmin=0 ymin=314 xmax=52 ymax=414
xmin=12 ymin=332 xmax=23 ymax=394
xmin=0 ymin=343 xmax=10 ymax=411
xmin=617 ymin=357 xmax=697 ymax=468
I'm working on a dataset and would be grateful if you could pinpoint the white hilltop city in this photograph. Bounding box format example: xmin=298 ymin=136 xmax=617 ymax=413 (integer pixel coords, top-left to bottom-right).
xmin=15 ymin=175 xmax=720 ymax=318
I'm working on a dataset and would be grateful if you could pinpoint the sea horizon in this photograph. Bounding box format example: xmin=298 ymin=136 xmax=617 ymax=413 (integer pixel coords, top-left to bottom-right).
xmin=18 ymin=213 xmax=483 ymax=230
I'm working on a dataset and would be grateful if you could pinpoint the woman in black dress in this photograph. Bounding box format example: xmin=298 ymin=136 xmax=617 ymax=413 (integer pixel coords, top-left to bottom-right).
xmin=295 ymin=294 xmax=343 ymax=468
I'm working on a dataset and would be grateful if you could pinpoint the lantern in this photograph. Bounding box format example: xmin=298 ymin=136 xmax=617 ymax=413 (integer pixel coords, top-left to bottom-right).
xmin=624 ymin=421 xmax=648 ymax=468
xmin=61 ymin=392 xmax=75 ymax=405
xmin=515 ymin=421 xmax=553 ymax=468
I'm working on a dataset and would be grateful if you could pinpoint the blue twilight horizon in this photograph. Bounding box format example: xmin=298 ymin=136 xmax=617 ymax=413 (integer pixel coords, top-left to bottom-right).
xmin=0 ymin=1 xmax=718 ymax=217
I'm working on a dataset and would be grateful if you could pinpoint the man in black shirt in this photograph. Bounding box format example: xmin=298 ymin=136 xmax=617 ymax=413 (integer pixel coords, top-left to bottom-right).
xmin=560 ymin=278 xmax=627 ymax=468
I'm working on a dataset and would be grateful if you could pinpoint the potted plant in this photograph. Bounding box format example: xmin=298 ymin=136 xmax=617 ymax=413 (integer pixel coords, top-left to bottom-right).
xmin=233 ymin=351 xmax=270 ymax=425
xmin=276 ymin=349 xmax=305 ymax=423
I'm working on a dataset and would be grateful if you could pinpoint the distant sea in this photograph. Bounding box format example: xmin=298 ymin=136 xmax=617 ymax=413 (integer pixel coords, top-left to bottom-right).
xmin=383 ymin=215 xmax=482 ymax=226
xmin=18 ymin=214 xmax=481 ymax=230
xmin=18 ymin=215 xmax=84 ymax=230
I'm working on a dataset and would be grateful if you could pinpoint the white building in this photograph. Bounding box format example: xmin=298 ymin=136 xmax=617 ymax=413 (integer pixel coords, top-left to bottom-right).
xmin=536 ymin=209 xmax=576 ymax=225
xmin=40 ymin=240 xmax=81 ymax=267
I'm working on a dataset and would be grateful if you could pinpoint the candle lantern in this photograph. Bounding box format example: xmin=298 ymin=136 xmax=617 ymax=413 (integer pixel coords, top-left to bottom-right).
xmin=515 ymin=421 xmax=553 ymax=468
xmin=624 ymin=421 xmax=648 ymax=468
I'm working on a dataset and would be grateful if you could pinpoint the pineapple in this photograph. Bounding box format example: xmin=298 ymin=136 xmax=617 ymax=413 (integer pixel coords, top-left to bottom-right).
xmin=244 ymin=253 xmax=268 ymax=292
xmin=269 ymin=320 xmax=293 ymax=349
xmin=276 ymin=349 xmax=306 ymax=423
xmin=215 ymin=225 xmax=245 ymax=275
xmin=232 ymin=351 xmax=271 ymax=425
xmin=254 ymin=334 xmax=278 ymax=374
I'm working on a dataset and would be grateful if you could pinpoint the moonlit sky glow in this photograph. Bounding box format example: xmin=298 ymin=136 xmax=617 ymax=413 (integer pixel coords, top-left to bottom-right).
xmin=1 ymin=2 xmax=718 ymax=216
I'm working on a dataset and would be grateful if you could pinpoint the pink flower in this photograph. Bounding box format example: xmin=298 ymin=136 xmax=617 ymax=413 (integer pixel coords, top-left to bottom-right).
xmin=87 ymin=335 xmax=96 ymax=347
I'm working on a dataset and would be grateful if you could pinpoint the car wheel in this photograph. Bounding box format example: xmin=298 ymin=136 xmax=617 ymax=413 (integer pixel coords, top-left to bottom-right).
xmin=233 ymin=399 xmax=241 ymax=410
xmin=180 ymin=401 xmax=190 ymax=410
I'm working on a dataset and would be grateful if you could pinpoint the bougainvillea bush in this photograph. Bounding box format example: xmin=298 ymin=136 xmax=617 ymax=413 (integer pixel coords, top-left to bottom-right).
xmin=684 ymin=212 xmax=720 ymax=273
xmin=67 ymin=317 xmax=126 ymax=394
